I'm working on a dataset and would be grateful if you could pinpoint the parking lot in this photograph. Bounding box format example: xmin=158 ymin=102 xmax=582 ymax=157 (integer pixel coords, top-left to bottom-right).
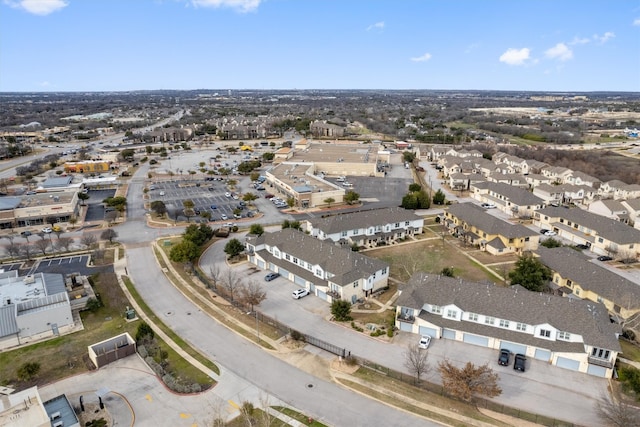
xmin=84 ymin=189 xmax=117 ymax=222
xmin=149 ymin=179 xmax=254 ymax=222
xmin=1 ymin=254 xmax=114 ymax=277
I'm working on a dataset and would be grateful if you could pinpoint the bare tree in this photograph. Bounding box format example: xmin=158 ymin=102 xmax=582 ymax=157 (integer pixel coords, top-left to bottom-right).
xmin=105 ymin=210 xmax=119 ymax=225
xmin=395 ymin=250 xmax=424 ymax=280
xmin=597 ymin=390 xmax=640 ymax=427
xmin=4 ymin=242 xmax=20 ymax=258
xmin=403 ymin=343 xmax=431 ymax=383
xmin=101 ymin=228 xmax=118 ymax=243
xmin=81 ymin=233 xmax=98 ymax=249
xmin=222 ymin=267 xmax=241 ymax=301
xmin=34 ymin=238 xmax=50 ymax=255
xmin=239 ymin=280 xmax=267 ymax=312
xmin=55 ymin=236 xmax=74 ymax=252
xmin=20 ymin=243 xmax=34 ymax=261
xmin=438 ymin=359 xmax=502 ymax=402
xmin=209 ymin=264 xmax=222 ymax=290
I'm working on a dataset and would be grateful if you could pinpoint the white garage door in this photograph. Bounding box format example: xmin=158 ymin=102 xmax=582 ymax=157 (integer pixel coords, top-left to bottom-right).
xmin=316 ymin=290 xmax=328 ymax=302
xmin=399 ymin=322 xmax=413 ymax=332
xmin=277 ymin=267 xmax=289 ymax=278
xmin=463 ymin=333 xmax=489 ymax=347
xmin=257 ymin=259 xmax=265 ymax=269
xmin=534 ymin=348 xmax=551 ymax=361
xmin=294 ymin=275 xmax=305 ymax=286
xmin=587 ymin=364 xmax=608 ymax=377
xmin=556 ymin=357 xmax=580 ymax=371
xmin=500 ymin=341 xmax=527 ymax=355
xmin=419 ymin=326 xmax=438 ymax=338
xmin=442 ymin=329 xmax=456 ymax=340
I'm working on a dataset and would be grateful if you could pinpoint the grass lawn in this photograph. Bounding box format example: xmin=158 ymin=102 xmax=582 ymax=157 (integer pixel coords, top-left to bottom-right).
xmin=271 ymin=406 xmax=328 ymax=426
xmin=0 ymin=272 xmax=138 ymax=391
xmin=366 ymin=239 xmax=497 ymax=283
xmin=620 ymin=339 xmax=640 ymax=362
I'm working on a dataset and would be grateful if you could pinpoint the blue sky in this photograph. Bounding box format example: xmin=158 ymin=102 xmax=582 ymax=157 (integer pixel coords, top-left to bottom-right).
xmin=1 ymin=0 xmax=639 ymax=92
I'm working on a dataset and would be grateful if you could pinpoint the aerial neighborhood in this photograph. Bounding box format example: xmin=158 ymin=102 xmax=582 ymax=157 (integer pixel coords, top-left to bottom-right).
xmin=0 ymin=90 xmax=639 ymax=426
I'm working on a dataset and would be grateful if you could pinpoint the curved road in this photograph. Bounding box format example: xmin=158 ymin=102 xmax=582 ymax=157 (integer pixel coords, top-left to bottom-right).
xmin=118 ymin=163 xmax=435 ymax=425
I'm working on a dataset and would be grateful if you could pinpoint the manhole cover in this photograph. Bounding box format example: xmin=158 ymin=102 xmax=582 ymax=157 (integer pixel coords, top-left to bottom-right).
xmin=306 ymin=383 xmax=314 ymax=389
xmin=166 ymin=311 xmax=173 ymax=316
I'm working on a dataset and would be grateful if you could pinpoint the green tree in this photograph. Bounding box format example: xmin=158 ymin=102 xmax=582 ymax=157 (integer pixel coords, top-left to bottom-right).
xmin=409 ymin=183 xmax=422 ymax=192
xmin=441 ymin=266 xmax=455 ymax=277
xmin=432 ymin=189 xmax=446 ymax=205
xmin=135 ymin=322 xmax=155 ymax=343
xmin=508 ymin=254 xmax=552 ymax=292
xmin=262 ymin=152 xmax=275 ymax=161
xmin=344 ymin=190 xmax=360 ymax=205
xmin=182 ymin=199 xmax=195 ymax=222
xmin=183 ymin=223 xmax=213 ymax=246
xmin=224 ymin=238 xmax=245 ymax=259
xmin=282 ymin=220 xmax=302 ymax=231
xmin=324 ymin=197 xmax=335 ymax=207
xmin=17 ymin=362 xmax=41 ymax=381
xmin=286 ymin=197 xmax=295 ymax=208
xmin=541 ymin=238 xmax=562 ymax=248
xmin=243 ymin=192 xmax=258 ymax=203
xmin=119 ymin=149 xmax=135 ymax=161
xmin=401 ymin=193 xmax=418 ymax=209
xmin=150 ymin=200 xmax=167 ymax=217
xmin=249 ymin=172 xmax=260 ymax=182
xmin=331 ymin=299 xmax=352 ymax=321
xmin=249 ymin=224 xmax=264 ymax=236
xmin=403 ymin=151 xmax=416 ymax=163
xmin=169 ymin=240 xmax=200 ymax=263
xmin=77 ymin=192 xmax=90 ymax=205
xmin=104 ymin=196 xmax=127 ymax=210
xmin=416 ymin=190 xmax=431 ymax=209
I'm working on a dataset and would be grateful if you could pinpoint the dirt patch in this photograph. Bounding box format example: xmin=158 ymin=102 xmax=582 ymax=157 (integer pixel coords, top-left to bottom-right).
xmin=331 ymin=358 xmax=359 ymax=375
xmin=276 ymin=349 xmax=333 ymax=381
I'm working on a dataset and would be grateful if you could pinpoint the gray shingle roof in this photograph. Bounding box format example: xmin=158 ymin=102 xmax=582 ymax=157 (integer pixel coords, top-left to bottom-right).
xmin=0 ymin=197 xmax=21 ymax=211
xmin=307 ymin=207 xmax=422 ymax=235
xmin=472 ymin=182 xmax=544 ymax=206
xmin=537 ymin=206 xmax=640 ymax=244
xmin=397 ymin=273 xmax=620 ymax=351
xmin=0 ymin=305 xmax=18 ymax=338
xmin=536 ymin=246 xmax=640 ymax=311
xmin=447 ymin=203 xmax=538 ymax=238
xmin=253 ymin=229 xmax=388 ymax=286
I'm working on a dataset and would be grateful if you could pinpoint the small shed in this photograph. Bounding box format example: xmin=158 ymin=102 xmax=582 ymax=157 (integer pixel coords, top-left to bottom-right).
xmin=88 ymin=332 xmax=136 ymax=369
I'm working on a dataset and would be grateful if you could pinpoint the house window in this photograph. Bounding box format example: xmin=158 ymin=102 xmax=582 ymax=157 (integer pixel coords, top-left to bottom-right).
xmin=293 ymin=257 xmax=298 ymax=264
xmin=591 ymin=348 xmax=610 ymax=359
xmin=353 ymin=281 xmax=358 ymax=288
xmin=273 ymin=249 xmax=280 ymax=257
xmin=575 ymin=288 xmax=580 ymax=295
xmin=558 ymin=331 xmax=571 ymax=341
xmin=499 ymin=319 xmax=509 ymax=328
xmin=405 ymin=221 xmax=410 ymax=226
xmin=352 ymin=229 xmax=358 ymax=235
xmin=598 ymin=237 xmax=604 ymax=243
xmin=516 ymin=323 xmax=527 ymax=331
xmin=468 ymin=313 xmax=478 ymax=322
xmin=485 ymin=316 xmax=495 ymax=325
xmin=382 ymin=267 xmax=387 ymax=274
xmin=567 ymin=279 xmax=572 ymax=286
xmin=539 ymin=329 xmax=551 ymax=338
xmin=341 ymin=231 xmax=347 ymax=237
xmin=395 ymin=222 xmax=400 ymax=228
xmin=446 ymin=310 xmax=456 ymax=319
xmin=525 ymin=237 xmax=530 ymax=242
xmin=315 ymin=269 xmax=322 ymax=276
xmin=432 ymin=305 xmax=442 ymax=314
xmin=285 ymin=254 xmax=290 ymax=261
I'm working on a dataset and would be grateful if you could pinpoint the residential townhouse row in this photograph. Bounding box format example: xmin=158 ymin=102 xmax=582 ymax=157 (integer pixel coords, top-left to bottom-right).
xmin=395 ymin=273 xmax=621 ymax=378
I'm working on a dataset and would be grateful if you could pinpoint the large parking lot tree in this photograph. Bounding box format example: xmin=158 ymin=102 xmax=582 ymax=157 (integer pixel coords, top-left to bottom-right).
xmin=150 ymin=200 xmax=167 ymax=217
xmin=508 ymin=254 xmax=552 ymax=292
xmin=224 ymin=238 xmax=245 ymax=259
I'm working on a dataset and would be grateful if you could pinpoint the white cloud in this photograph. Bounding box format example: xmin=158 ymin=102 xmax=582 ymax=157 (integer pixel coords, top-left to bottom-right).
xmin=410 ymin=52 xmax=432 ymax=62
xmin=569 ymin=36 xmax=590 ymax=45
xmin=191 ymin=0 xmax=261 ymax=13
xmin=499 ymin=48 xmax=531 ymax=66
xmin=545 ymin=43 xmax=573 ymax=61
xmin=593 ymin=31 xmax=615 ymax=44
xmin=366 ymin=21 xmax=384 ymax=31
xmin=4 ymin=0 xmax=68 ymax=15
xmin=633 ymin=18 xmax=640 ymax=26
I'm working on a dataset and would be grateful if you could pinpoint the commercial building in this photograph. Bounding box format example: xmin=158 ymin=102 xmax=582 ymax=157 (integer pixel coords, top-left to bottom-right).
xmin=0 ymin=271 xmax=73 ymax=349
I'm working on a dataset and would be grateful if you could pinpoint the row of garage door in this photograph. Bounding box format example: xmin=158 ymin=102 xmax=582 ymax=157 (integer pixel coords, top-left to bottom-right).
xmin=417 ymin=327 xmax=608 ymax=378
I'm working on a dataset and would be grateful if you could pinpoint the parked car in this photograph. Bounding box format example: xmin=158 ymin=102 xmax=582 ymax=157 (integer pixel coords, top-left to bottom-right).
xmin=543 ymin=230 xmax=557 ymax=236
xmin=575 ymin=244 xmax=590 ymax=250
xmin=597 ymin=255 xmax=613 ymax=262
xmin=20 ymin=230 xmax=32 ymax=237
xmin=159 ymin=191 xmax=165 ymax=196
xmin=481 ymin=203 xmax=496 ymax=209
xmin=233 ymin=213 xmax=242 ymax=219
xmin=210 ymin=204 xmax=217 ymax=209
xmin=264 ymin=272 xmax=280 ymax=282
xmin=418 ymin=335 xmax=431 ymax=349
xmin=264 ymin=194 xmax=275 ymax=199
xmin=221 ymin=214 xmax=228 ymax=220
xmin=292 ymin=288 xmax=310 ymax=299
xmin=225 ymin=192 xmax=231 ymax=198
xmin=42 ymin=227 xmax=52 ymax=234
xmin=498 ymin=349 xmax=511 ymax=366
xmin=539 ymin=229 xmax=550 ymax=235
xmin=514 ymin=354 xmax=526 ymax=372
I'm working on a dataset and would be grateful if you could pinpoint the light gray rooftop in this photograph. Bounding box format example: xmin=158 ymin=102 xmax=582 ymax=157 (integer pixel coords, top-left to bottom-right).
xmin=307 ymin=207 xmax=423 ymax=235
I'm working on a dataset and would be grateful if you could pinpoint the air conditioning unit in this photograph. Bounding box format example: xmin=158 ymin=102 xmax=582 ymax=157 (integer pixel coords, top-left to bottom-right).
xmin=51 ymin=411 xmax=61 ymax=419
xmin=23 ymin=275 xmax=35 ymax=285
xmin=53 ymin=421 xmax=63 ymax=427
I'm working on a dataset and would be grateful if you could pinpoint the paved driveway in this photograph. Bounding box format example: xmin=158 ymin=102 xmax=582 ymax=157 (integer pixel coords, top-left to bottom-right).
xmin=200 ymin=238 xmax=609 ymax=427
